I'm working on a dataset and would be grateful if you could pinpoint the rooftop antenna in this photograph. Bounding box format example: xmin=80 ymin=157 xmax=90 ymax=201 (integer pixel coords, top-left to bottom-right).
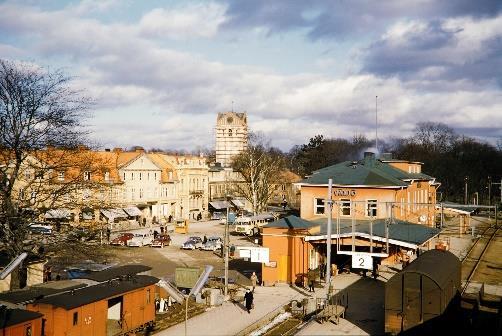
xmin=375 ymin=95 xmax=378 ymax=154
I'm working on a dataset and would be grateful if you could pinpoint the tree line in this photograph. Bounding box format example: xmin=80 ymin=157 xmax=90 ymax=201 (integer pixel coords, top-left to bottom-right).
xmin=285 ymin=123 xmax=502 ymax=205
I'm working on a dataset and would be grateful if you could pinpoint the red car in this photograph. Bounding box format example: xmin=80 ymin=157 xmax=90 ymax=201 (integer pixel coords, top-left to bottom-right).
xmin=151 ymin=234 xmax=171 ymax=248
xmin=110 ymin=232 xmax=134 ymax=246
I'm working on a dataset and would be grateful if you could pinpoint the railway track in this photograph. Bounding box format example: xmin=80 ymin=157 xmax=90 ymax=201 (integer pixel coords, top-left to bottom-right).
xmin=461 ymin=221 xmax=500 ymax=296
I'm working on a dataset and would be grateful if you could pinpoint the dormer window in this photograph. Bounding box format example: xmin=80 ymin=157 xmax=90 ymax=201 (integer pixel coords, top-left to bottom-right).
xmin=104 ymin=171 xmax=110 ymax=181
xmin=58 ymin=171 xmax=65 ymax=181
xmin=84 ymin=171 xmax=91 ymax=181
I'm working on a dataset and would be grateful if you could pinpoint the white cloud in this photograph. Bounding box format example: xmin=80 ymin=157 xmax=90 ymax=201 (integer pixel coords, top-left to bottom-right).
xmin=0 ymin=2 xmax=500 ymax=150
xmin=139 ymin=3 xmax=227 ymax=39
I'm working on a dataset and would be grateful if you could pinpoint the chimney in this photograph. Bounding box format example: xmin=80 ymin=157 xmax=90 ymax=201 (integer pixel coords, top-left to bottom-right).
xmin=380 ymin=153 xmax=392 ymax=160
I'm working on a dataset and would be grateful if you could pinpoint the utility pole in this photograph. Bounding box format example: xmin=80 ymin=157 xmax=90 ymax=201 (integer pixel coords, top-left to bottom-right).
xmin=375 ymin=96 xmax=378 ymax=153
xmin=464 ymin=176 xmax=469 ymax=204
xmin=224 ymin=196 xmax=230 ymax=298
xmin=325 ymin=179 xmax=333 ymax=286
xmin=488 ymin=176 xmax=492 ymax=207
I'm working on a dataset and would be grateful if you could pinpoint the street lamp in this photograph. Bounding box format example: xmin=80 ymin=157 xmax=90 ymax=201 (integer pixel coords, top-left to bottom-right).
xmin=224 ymin=195 xmax=232 ymax=298
xmin=488 ymin=176 xmax=492 ymax=207
xmin=464 ymin=176 xmax=469 ymax=204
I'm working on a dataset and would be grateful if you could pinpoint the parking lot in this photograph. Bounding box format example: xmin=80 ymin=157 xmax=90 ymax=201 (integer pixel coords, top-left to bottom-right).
xmin=106 ymin=219 xmax=262 ymax=282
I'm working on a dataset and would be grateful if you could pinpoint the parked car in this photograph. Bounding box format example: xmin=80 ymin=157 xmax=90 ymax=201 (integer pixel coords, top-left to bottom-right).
xmin=211 ymin=212 xmax=223 ymax=220
xmin=127 ymin=233 xmax=154 ymax=247
xmin=28 ymin=222 xmax=53 ymax=235
xmin=181 ymin=236 xmax=203 ymax=250
xmin=200 ymin=237 xmax=223 ymax=251
xmin=151 ymin=234 xmax=171 ymax=248
xmin=110 ymin=232 xmax=134 ymax=246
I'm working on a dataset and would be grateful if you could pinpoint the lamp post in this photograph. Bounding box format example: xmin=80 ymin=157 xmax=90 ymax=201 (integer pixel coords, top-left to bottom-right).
xmin=464 ymin=176 xmax=469 ymax=204
xmin=488 ymin=176 xmax=492 ymax=207
xmin=224 ymin=195 xmax=231 ymax=298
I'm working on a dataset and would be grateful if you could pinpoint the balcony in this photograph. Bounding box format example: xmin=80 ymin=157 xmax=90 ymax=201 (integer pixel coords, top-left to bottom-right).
xmin=189 ymin=189 xmax=204 ymax=195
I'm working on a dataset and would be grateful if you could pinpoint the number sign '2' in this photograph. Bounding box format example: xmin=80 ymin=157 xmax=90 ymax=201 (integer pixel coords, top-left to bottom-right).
xmin=351 ymin=253 xmax=373 ymax=270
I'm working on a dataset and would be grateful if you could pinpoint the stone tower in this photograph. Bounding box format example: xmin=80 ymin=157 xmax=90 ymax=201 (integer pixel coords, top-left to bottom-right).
xmin=215 ymin=112 xmax=248 ymax=167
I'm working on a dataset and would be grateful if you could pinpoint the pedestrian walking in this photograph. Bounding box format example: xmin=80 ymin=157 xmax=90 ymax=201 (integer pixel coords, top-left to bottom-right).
xmin=46 ymin=266 xmax=52 ymax=282
xmin=244 ymin=288 xmax=254 ymax=314
xmin=106 ymin=228 xmax=111 ymax=242
xmin=203 ymin=235 xmax=207 ymax=244
xmin=250 ymin=272 xmax=258 ymax=292
xmin=307 ymin=268 xmax=315 ymax=292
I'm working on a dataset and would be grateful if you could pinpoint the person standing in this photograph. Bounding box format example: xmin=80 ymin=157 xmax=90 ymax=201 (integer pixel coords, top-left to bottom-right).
xmin=244 ymin=288 xmax=254 ymax=314
xmin=307 ymin=268 xmax=315 ymax=292
xmin=250 ymin=272 xmax=258 ymax=292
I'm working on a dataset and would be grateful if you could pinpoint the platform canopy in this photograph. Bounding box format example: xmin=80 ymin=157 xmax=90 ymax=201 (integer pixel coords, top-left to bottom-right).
xmin=306 ymin=218 xmax=440 ymax=249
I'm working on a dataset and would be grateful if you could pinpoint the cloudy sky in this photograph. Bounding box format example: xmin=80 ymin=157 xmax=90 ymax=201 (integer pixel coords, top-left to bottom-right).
xmin=1 ymin=0 xmax=501 ymax=151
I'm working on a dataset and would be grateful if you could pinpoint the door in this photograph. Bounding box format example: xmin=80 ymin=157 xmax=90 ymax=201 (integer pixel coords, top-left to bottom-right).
xmin=278 ymin=255 xmax=291 ymax=283
xmin=402 ymin=273 xmax=422 ymax=332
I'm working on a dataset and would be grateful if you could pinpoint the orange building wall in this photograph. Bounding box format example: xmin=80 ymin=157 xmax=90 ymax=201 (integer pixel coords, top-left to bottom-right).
xmin=3 ymin=318 xmax=42 ymax=336
xmin=262 ymin=227 xmax=311 ymax=285
xmin=300 ymin=183 xmax=437 ymax=226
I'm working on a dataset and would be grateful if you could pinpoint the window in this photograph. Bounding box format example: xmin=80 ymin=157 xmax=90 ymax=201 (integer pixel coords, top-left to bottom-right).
xmin=314 ymin=198 xmax=325 ymax=215
xmin=139 ymin=188 xmax=143 ymax=199
xmin=366 ymin=199 xmax=377 ymax=217
xmin=228 ymin=129 xmax=233 ymax=136
xmin=26 ymin=326 xmax=32 ymax=336
xmin=123 ymin=172 xmax=126 ymax=180
xmin=73 ymin=312 xmax=78 ymax=326
xmin=58 ymin=171 xmax=65 ymax=181
xmin=341 ymin=199 xmax=351 ymax=216
xmin=139 ymin=173 xmax=142 ymax=180
xmin=19 ymin=189 xmax=25 ymax=200
xmin=131 ymin=172 xmax=134 ymax=180
xmin=24 ymin=170 xmax=31 ymax=180
xmin=146 ymin=289 xmax=151 ymax=304
xmin=84 ymin=171 xmax=91 ymax=180
xmin=104 ymin=171 xmax=110 ymax=181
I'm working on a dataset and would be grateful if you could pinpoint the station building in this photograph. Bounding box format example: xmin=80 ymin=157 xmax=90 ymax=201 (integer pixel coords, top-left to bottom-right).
xmin=262 ymin=153 xmax=442 ymax=285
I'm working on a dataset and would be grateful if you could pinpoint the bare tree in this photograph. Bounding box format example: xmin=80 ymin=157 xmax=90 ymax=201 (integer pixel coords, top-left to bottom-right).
xmin=0 ymin=59 xmax=99 ymax=288
xmin=230 ymin=135 xmax=286 ymax=214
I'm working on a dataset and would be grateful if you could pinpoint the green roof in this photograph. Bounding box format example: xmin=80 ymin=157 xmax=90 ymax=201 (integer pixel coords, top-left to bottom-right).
xmin=309 ymin=218 xmax=440 ymax=246
xmin=301 ymin=155 xmax=434 ymax=187
xmin=263 ymin=215 xmax=315 ymax=229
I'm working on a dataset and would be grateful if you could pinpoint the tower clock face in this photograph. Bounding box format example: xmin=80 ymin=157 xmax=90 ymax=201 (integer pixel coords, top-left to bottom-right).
xmin=227 ymin=116 xmax=233 ymax=124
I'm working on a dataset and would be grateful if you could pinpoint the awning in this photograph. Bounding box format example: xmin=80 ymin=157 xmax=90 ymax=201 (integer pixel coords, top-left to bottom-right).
xmin=100 ymin=208 xmax=128 ymax=220
xmin=44 ymin=208 xmax=72 ymax=219
xmin=123 ymin=206 xmax=142 ymax=217
xmin=231 ymin=199 xmax=245 ymax=208
xmin=209 ymin=201 xmax=232 ymax=210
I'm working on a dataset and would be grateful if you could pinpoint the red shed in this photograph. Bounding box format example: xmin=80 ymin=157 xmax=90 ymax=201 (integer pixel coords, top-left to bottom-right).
xmin=27 ymin=275 xmax=158 ymax=336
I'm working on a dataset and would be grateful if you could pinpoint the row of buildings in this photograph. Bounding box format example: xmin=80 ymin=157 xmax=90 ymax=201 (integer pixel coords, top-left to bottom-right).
xmin=5 ymin=111 xmax=299 ymax=226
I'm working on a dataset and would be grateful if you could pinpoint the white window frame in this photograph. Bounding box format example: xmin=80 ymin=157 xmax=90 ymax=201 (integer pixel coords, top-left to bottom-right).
xmin=340 ymin=199 xmax=351 ymax=216
xmin=84 ymin=171 xmax=91 ymax=181
xmin=58 ymin=171 xmax=65 ymax=181
xmin=104 ymin=171 xmax=110 ymax=181
xmin=366 ymin=199 xmax=378 ymax=217
xmin=314 ymin=198 xmax=325 ymax=215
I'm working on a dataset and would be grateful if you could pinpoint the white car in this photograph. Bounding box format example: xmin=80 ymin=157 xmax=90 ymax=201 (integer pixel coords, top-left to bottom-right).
xmin=200 ymin=237 xmax=223 ymax=251
xmin=127 ymin=233 xmax=154 ymax=247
